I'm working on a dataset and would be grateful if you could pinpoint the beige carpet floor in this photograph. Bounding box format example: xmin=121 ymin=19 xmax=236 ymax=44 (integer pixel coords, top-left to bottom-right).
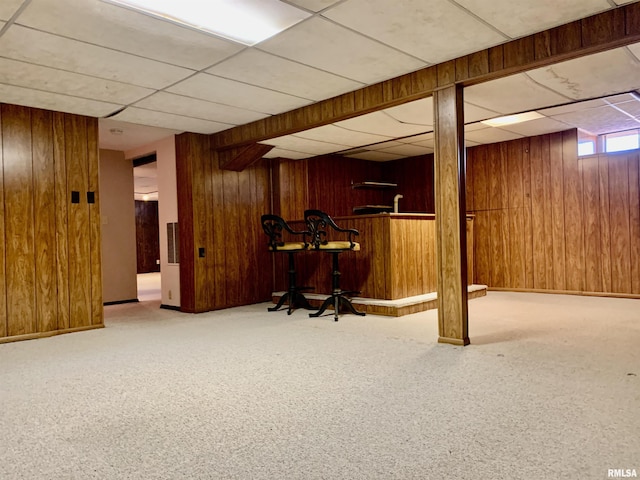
xmin=0 ymin=292 xmax=638 ymax=479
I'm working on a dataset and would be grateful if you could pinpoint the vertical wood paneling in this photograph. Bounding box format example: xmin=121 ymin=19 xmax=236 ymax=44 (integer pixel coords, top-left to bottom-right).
xmin=3 ymin=105 xmax=37 ymax=336
xmin=0 ymin=105 xmax=100 ymax=341
xmin=66 ymin=115 xmax=91 ymax=328
xmin=0 ymin=108 xmax=6 ymax=338
xmin=87 ymin=118 xmax=102 ymax=326
xmin=468 ymin=129 xmax=639 ymax=297
xmin=629 ymin=154 xmax=640 ymax=294
xmin=32 ymin=109 xmax=57 ymax=333
xmin=53 ymin=112 xmax=69 ymax=330
xmin=581 ymin=156 xmax=602 ymax=292
xmin=211 ymin=151 xmax=226 ymax=308
xmin=562 ymin=130 xmax=584 ymax=291
xmin=599 ymin=155 xmax=612 ymax=292
xmin=608 ymin=153 xmax=632 ymax=293
xmin=176 ymin=134 xmax=196 ymax=312
xmin=549 ymin=132 xmax=566 ymax=290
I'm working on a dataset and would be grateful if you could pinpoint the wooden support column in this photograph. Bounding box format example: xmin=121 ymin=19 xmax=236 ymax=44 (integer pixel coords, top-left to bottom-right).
xmin=434 ymin=84 xmax=469 ymax=346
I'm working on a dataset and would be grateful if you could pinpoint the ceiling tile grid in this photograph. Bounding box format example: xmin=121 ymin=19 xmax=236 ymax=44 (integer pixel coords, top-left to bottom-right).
xmin=207 ymin=49 xmax=365 ymax=101
xmin=113 ymin=107 xmax=234 ymax=135
xmin=0 ymin=25 xmax=194 ymax=89
xmin=257 ymin=17 xmax=427 ymax=84
xmin=99 ymin=118 xmax=179 ymax=151
xmin=166 ymin=73 xmax=313 ymax=115
xmin=322 ymin=0 xmax=506 ymax=64
xmin=453 ymin=0 xmax=611 ymax=39
xmin=16 ymin=0 xmax=245 ymax=70
xmin=285 ymin=0 xmax=343 ymax=12
xmin=0 ymin=82 xmax=122 ymax=117
xmin=261 ymin=134 xmax=350 ymax=155
xmin=0 ymin=0 xmax=24 ymax=21
xmin=527 ymin=48 xmax=640 ymax=100
xmin=0 ymin=57 xmax=153 ymax=105
xmin=133 ymin=92 xmax=269 ymax=126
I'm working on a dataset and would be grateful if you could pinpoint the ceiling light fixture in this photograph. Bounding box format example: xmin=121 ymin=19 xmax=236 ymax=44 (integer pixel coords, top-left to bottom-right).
xmin=481 ymin=111 xmax=544 ymax=127
xmin=103 ymin=0 xmax=310 ymax=45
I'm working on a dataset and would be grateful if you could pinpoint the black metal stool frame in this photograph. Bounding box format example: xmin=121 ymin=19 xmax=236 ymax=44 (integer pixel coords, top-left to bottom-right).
xmin=304 ymin=209 xmax=366 ymax=321
xmin=261 ymin=214 xmax=314 ymax=315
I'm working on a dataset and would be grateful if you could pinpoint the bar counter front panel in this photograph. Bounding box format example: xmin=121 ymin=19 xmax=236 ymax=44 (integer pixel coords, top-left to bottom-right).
xmin=274 ymin=213 xmax=474 ymax=301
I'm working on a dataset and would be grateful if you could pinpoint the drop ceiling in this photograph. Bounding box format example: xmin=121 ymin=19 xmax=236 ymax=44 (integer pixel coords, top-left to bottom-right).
xmin=0 ymin=0 xmax=639 ymax=157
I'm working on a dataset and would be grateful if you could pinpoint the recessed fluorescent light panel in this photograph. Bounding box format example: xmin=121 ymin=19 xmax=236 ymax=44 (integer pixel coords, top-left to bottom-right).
xmin=104 ymin=0 xmax=311 ymax=45
xmin=481 ymin=111 xmax=544 ymax=127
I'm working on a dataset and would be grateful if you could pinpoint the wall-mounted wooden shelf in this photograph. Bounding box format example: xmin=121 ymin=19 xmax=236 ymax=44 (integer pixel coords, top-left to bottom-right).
xmin=352 ymin=205 xmax=394 ymax=215
xmin=351 ymin=181 xmax=398 ymax=189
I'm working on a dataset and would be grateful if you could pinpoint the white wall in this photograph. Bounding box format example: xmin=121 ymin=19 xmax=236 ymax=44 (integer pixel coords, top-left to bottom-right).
xmin=99 ymin=149 xmax=138 ymax=303
xmin=126 ymin=136 xmax=180 ymax=307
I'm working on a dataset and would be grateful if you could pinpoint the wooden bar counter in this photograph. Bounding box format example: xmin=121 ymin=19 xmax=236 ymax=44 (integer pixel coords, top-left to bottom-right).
xmin=275 ymin=213 xmax=475 ymax=303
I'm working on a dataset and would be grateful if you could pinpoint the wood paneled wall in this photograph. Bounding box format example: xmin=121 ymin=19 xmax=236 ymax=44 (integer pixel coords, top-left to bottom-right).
xmin=467 ymin=129 xmax=640 ymax=296
xmin=0 ymin=104 xmax=102 ymax=342
xmin=176 ymin=133 xmax=272 ymax=313
xmin=272 ymin=154 xmax=436 ymax=220
xmin=135 ymin=200 xmax=160 ymax=273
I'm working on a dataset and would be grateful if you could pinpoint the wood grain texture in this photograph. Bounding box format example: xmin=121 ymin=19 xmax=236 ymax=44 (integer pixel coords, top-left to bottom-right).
xmin=467 ymin=130 xmax=639 ymax=296
xmin=434 ymin=85 xmax=469 ymax=345
xmin=0 ymin=105 xmax=99 ymax=341
xmin=0 ymin=108 xmax=6 ymax=338
xmin=2 ymin=104 xmax=37 ymax=337
xmin=135 ymin=200 xmax=160 ymax=273
xmin=176 ymin=133 xmax=272 ymax=313
xmin=53 ymin=112 xmax=70 ymax=330
xmin=31 ymin=108 xmax=57 ymax=333
xmin=65 ymin=114 xmax=91 ymax=328
xmin=87 ymin=117 xmax=102 ymax=326
xmin=211 ymin=7 xmax=640 ymax=150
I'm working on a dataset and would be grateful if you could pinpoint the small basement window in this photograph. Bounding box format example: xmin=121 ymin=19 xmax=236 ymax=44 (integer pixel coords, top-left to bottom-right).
xmin=604 ymin=130 xmax=639 ymax=153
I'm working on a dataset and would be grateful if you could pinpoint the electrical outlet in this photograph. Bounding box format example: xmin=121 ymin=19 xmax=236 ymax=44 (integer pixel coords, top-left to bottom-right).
xmin=168 ymin=290 xmax=172 ymax=300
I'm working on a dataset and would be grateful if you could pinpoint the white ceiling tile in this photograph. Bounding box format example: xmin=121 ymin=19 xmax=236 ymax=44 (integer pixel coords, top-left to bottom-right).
xmin=284 ymin=0 xmax=342 ymax=12
xmin=465 ymin=123 xmax=490 ymax=133
xmin=464 ymin=102 xmax=500 ymax=123
xmin=262 ymin=134 xmax=349 ymax=155
xmin=398 ymin=132 xmax=434 ymax=144
xmin=0 ymin=0 xmax=22 ymax=20
xmin=378 ymin=143 xmax=433 ymax=156
xmin=0 ymin=83 xmax=121 ymax=117
xmin=465 ymin=73 xmax=570 ymax=114
xmin=99 ymin=118 xmax=180 ymax=151
xmin=465 ymin=128 xmax=524 ymax=144
xmin=258 ymin=17 xmax=426 ymax=84
xmin=345 ymin=150 xmax=404 ymax=162
xmin=133 ymin=92 xmax=267 ymax=125
xmin=465 ymin=140 xmax=481 ymax=147
xmin=364 ymin=140 xmax=407 ymax=150
xmin=113 ymin=107 xmax=233 ymax=134
xmin=604 ymin=93 xmax=638 ymax=105
xmin=455 ymin=0 xmax=610 ymax=38
xmin=208 ymin=49 xmax=363 ymax=101
xmin=336 ymin=111 xmax=429 ymax=137
xmin=527 ymin=48 xmax=640 ymax=100
xmin=17 ymin=0 xmax=244 ymax=70
xmin=611 ymin=100 xmax=640 ymax=119
xmin=323 ymin=0 xmax=506 ymax=63
xmin=612 ymin=0 xmax=638 ymax=4
xmin=294 ymin=124 xmax=391 ymax=147
xmin=549 ymin=105 xmax=640 ymax=135
xmin=167 ymin=73 xmax=312 ymax=115
xmin=0 ymin=25 xmax=193 ymax=89
xmin=0 ymin=57 xmax=153 ymax=104
xmin=0 ymin=20 xmax=5 ymax=29
xmin=262 ymin=147 xmax=310 ymax=160
xmin=500 ymin=117 xmax=573 ymax=137
xmin=538 ymin=98 xmax=607 ymax=116
xmin=383 ymin=98 xmax=433 ymax=126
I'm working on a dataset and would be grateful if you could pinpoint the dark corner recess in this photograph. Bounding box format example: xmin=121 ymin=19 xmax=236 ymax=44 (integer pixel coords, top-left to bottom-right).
xmin=87 ymin=191 xmax=95 ymax=204
xmin=71 ymin=191 xmax=80 ymax=204
xmin=198 ymin=247 xmax=205 ymax=258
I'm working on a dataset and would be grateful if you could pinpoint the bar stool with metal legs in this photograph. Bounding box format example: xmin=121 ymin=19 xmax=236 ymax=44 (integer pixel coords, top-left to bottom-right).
xmin=304 ymin=209 xmax=366 ymax=321
xmin=261 ymin=214 xmax=314 ymax=315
